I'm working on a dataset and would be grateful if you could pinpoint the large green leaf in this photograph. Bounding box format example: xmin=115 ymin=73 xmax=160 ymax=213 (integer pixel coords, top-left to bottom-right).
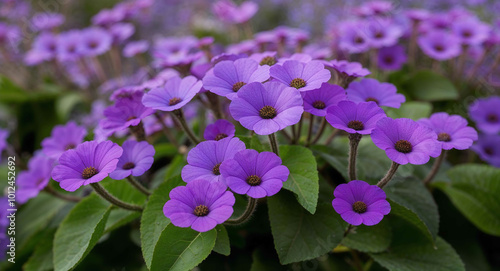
xmin=342 ymin=218 xmax=392 ymax=253
xmin=436 ymin=164 xmax=500 ymax=236
xmin=141 ymin=175 xmax=185 ymax=269
xmin=268 ymin=191 xmax=345 ymax=265
xmin=403 ymin=70 xmax=459 ymax=101
xmin=238 ymin=135 xmax=269 ymax=152
xmin=279 ymin=145 xmax=319 ymax=214
xmin=250 ymin=248 xmax=287 ymax=271
xmin=213 ymin=225 xmax=230 ymax=256
xmin=386 ymin=101 xmax=432 ymax=120
xmin=150 ymin=155 xmax=185 ymax=189
xmin=53 ymin=194 xmax=111 ymax=271
xmin=150 ymin=224 xmax=217 ymax=271
xmin=23 ymin=229 xmax=57 ymax=271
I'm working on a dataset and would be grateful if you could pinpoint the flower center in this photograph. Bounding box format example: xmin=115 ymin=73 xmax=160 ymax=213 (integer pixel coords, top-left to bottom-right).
xmin=122 ymin=162 xmax=135 ymax=170
xmin=347 ymin=120 xmax=364 ymax=131
xmin=88 ymin=41 xmax=98 ymax=49
xmin=383 ymin=56 xmax=394 ymax=64
xmin=82 ymin=167 xmax=98 ymax=179
xmin=352 ymin=201 xmax=367 ymax=213
xmin=246 ymin=175 xmax=262 ymax=186
xmin=462 ymin=30 xmax=472 ymax=38
xmin=64 ymin=143 xmax=76 ymax=150
xmin=193 ymin=205 xmax=209 ymax=216
xmin=232 ymin=81 xmax=246 ymax=92
xmin=354 ymin=36 xmax=365 ymax=44
xmin=168 ymin=97 xmax=182 ymax=106
xmin=127 ymin=116 xmax=137 ymax=121
xmin=486 ymin=113 xmax=498 ymax=123
xmin=374 ymin=31 xmax=384 ymax=39
xmin=365 ymin=97 xmax=379 ymax=104
xmin=259 ymin=56 xmax=277 ymax=66
xmin=434 ymin=44 xmax=445 ymax=52
xmin=215 ymin=133 xmax=228 ymax=141
xmin=259 ymin=105 xmax=277 ymax=119
xmin=212 ymin=163 xmax=221 ymax=175
xmin=395 ymin=139 xmax=413 ymax=153
xmin=484 ymin=147 xmax=494 ymax=156
xmin=290 ymin=78 xmax=306 ymax=89
xmin=312 ymin=100 xmax=326 ymax=109
xmin=437 ymin=132 xmax=451 ymax=142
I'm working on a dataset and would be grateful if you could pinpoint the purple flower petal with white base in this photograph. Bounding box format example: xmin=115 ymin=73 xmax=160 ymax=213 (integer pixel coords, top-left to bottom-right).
xmin=109 ymin=140 xmax=155 ymax=180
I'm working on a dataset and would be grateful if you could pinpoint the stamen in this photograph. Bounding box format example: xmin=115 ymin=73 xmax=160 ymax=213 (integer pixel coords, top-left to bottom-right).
xmin=290 ymin=78 xmax=306 ymax=89
xmin=312 ymin=100 xmax=326 ymax=109
xmin=347 ymin=120 xmax=364 ymax=131
xmin=82 ymin=167 xmax=98 ymax=179
xmin=169 ymin=97 xmax=182 ymax=106
xmin=232 ymin=82 xmax=246 ymax=92
xmin=194 ymin=205 xmax=209 ymax=216
xmin=352 ymin=201 xmax=367 ymax=213
xmin=246 ymin=175 xmax=261 ymax=186
xmin=122 ymin=162 xmax=135 ymax=170
xmin=395 ymin=140 xmax=412 ymax=153
xmin=259 ymin=105 xmax=277 ymax=119
xmin=215 ymin=133 xmax=228 ymax=141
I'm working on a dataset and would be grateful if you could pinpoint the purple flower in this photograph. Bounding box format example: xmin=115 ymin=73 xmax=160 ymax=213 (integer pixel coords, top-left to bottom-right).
xmin=182 ymin=137 xmax=246 ymax=184
xmin=338 ymin=21 xmax=370 ymax=54
xmin=202 ymin=58 xmax=270 ymax=100
xmin=326 ymin=101 xmax=386 ymax=135
xmin=452 ymin=18 xmax=490 ymax=46
xmin=142 ymin=75 xmax=202 ymax=111
xmin=31 ymin=12 xmax=64 ymax=32
xmin=471 ymin=134 xmax=500 ymax=167
xmin=365 ymin=19 xmax=403 ymax=48
xmin=302 ymin=83 xmax=346 ymax=116
xmin=91 ymin=8 xmax=125 ymax=27
xmin=123 ymin=40 xmax=149 ymax=58
xmin=153 ymin=50 xmax=203 ymax=69
xmin=229 ymin=82 xmax=304 ymax=135
xmin=220 ymin=149 xmax=289 ymax=198
xmin=100 ymin=91 xmax=154 ymax=133
xmin=204 ymin=119 xmax=235 ymax=141
xmin=347 ymin=78 xmax=405 ymax=108
xmin=211 ymin=53 xmax=247 ymax=65
xmin=77 ymin=27 xmax=112 ymax=57
xmin=469 ymin=96 xmax=500 ymax=134
xmin=0 ymin=129 xmax=9 ymax=160
xmin=109 ymin=23 xmax=135 ymax=45
xmin=377 ymin=45 xmax=407 ymax=71
xmin=325 ymin=60 xmax=370 ymax=78
xmin=163 ymin=179 xmax=235 ymax=232
xmin=25 ymin=32 xmax=59 ymax=65
xmin=277 ymin=53 xmax=313 ymax=65
xmin=332 ymin=180 xmax=390 ymax=226
xmin=249 ymin=51 xmax=278 ymax=66
xmin=17 ymin=154 xmax=54 ymax=204
xmin=418 ymin=112 xmax=478 ymax=150
xmin=52 ymin=140 xmax=123 ymax=192
xmin=41 ymin=121 xmax=87 ymax=160
xmin=110 ymin=86 xmax=144 ymax=101
xmin=212 ymin=0 xmax=258 ymax=24
xmin=109 ymin=140 xmax=155 ymax=180
xmin=418 ymin=30 xmax=461 ymax=61
xmin=57 ymin=30 xmax=81 ymax=62
xmin=270 ymin=60 xmax=331 ymax=92
xmin=371 ymin=118 xmax=441 ymax=165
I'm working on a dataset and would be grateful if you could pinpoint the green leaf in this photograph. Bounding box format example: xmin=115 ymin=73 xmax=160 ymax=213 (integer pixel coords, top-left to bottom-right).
xmin=101 ymin=177 xmax=148 ymax=205
xmin=238 ymin=135 xmax=269 ymax=152
xmin=0 ymin=76 xmax=29 ymax=103
xmin=23 ymin=229 xmax=57 ymax=271
xmin=53 ymin=194 xmax=111 ymax=271
xmin=386 ymin=101 xmax=432 ymax=120
xmin=250 ymin=248 xmax=287 ymax=271
xmin=141 ymin=175 xmax=185 ymax=269
xmin=213 ymin=225 xmax=230 ymax=256
xmin=279 ymin=145 xmax=319 ymax=214
xmin=268 ymin=191 xmax=345 ymax=265
xmin=55 ymin=93 xmax=84 ymax=121
xmin=436 ymin=164 xmax=500 ymax=236
xmin=153 ymin=143 xmax=178 ymax=159
xmin=150 ymin=155 xmax=186 ymax=189
xmin=403 ymin=70 xmax=459 ymax=101
xmin=342 ymin=218 xmax=392 ymax=253
xmin=150 ymin=224 xmax=217 ymax=271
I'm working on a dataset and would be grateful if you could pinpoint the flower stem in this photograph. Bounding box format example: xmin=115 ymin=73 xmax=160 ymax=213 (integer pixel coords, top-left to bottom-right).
xmin=224 ymin=197 xmax=257 ymax=226
xmin=306 ymin=114 xmax=314 ymax=146
xmin=44 ymin=185 xmax=82 ymax=202
xmin=348 ymin=133 xmax=362 ymax=181
xmin=154 ymin=112 xmax=179 ymax=147
xmin=268 ymin=133 xmax=279 ymax=156
xmin=310 ymin=118 xmax=327 ymax=145
xmin=423 ymin=151 xmax=447 ymax=185
xmin=377 ymin=162 xmax=400 ymax=189
xmin=325 ymin=128 xmax=340 ymax=145
xmin=129 ymin=121 xmax=146 ymax=142
xmin=90 ymin=183 xmax=143 ymax=211
xmin=172 ymin=109 xmax=200 ymax=145
xmin=297 ymin=113 xmax=304 ymax=142
xmin=127 ymin=176 xmax=151 ymax=196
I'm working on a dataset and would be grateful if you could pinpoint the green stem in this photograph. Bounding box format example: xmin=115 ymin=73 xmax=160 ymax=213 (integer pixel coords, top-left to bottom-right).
xmin=154 ymin=112 xmax=179 ymax=147
xmin=348 ymin=134 xmax=362 ymax=181
xmin=224 ymin=197 xmax=257 ymax=226
xmin=306 ymin=114 xmax=314 ymax=146
xmin=127 ymin=176 xmax=151 ymax=196
xmin=268 ymin=133 xmax=279 ymax=156
xmin=310 ymin=118 xmax=327 ymax=145
xmin=172 ymin=109 xmax=200 ymax=145
xmin=423 ymin=151 xmax=447 ymax=185
xmin=90 ymin=183 xmax=143 ymax=211
xmin=44 ymin=185 xmax=82 ymax=202
xmin=377 ymin=162 xmax=400 ymax=189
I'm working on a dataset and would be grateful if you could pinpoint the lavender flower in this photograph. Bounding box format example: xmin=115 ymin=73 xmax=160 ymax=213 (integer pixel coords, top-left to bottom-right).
xmin=418 ymin=30 xmax=461 ymax=61
xmin=52 ymin=141 xmax=123 ymax=192
xmin=17 ymin=154 xmax=54 ymax=204
xmin=302 ymin=83 xmax=346 ymax=117
xmin=469 ymin=96 xmax=500 ymax=134
xmin=371 ymin=118 xmax=441 ymax=165
xmin=109 ymin=23 xmax=135 ymax=45
xmin=332 ymin=180 xmax=390 ymax=226
xmin=182 ymin=137 xmax=246 ymax=184
xmin=142 ymin=75 xmax=202 ymax=111
xmin=452 ymin=18 xmax=490 ymax=46
xmin=249 ymin=51 xmax=277 ymax=66
xmin=326 ymin=101 xmax=386 ymax=135
xmin=163 ymin=179 xmax=235 ymax=232
xmin=220 ymin=149 xmax=289 ymax=198
xmin=229 ymin=82 xmax=304 ymax=135
xmin=471 ymin=134 xmax=500 ymax=167
xmin=347 ymin=78 xmax=405 ymax=108
xmin=418 ymin=112 xmax=478 ymax=150
xmin=57 ymin=30 xmax=82 ymax=62
xmin=109 ymin=140 xmax=155 ymax=180
xmin=212 ymin=0 xmax=258 ymax=24
xmin=365 ymin=19 xmax=403 ymax=48
xmin=77 ymin=27 xmax=113 ymax=57
xmin=204 ymin=119 xmax=236 ymax=141
xmin=41 ymin=121 xmax=87 ymax=160
xmin=24 ymin=32 xmax=58 ymax=65
xmin=0 ymin=129 xmax=9 ymax=160
xmin=324 ymin=59 xmax=370 ymax=87
xmin=123 ymin=40 xmax=149 ymax=58
xmin=377 ymin=45 xmax=407 ymax=71
xmin=270 ymin=60 xmax=331 ymax=92
xmin=31 ymin=12 xmax=64 ymax=32
xmin=338 ymin=21 xmax=370 ymax=54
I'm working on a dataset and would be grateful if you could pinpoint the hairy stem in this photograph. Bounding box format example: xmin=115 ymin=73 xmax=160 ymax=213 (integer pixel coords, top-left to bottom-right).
xmin=268 ymin=133 xmax=279 ymax=156
xmin=348 ymin=133 xmax=362 ymax=181
xmin=154 ymin=112 xmax=179 ymax=147
xmin=224 ymin=197 xmax=257 ymax=226
xmin=172 ymin=109 xmax=200 ymax=145
xmin=44 ymin=185 xmax=82 ymax=202
xmin=423 ymin=151 xmax=447 ymax=185
xmin=377 ymin=162 xmax=400 ymax=189
xmin=306 ymin=114 xmax=314 ymax=146
xmin=127 ymin=176 xmax=151 ymax=196
xmin=129 ymin=121 xmax=146 ymax=142
xmin=90 ymin=183 xmax=143 ymax=211
xmin=310 ymin=118 xmax=327 ymax=145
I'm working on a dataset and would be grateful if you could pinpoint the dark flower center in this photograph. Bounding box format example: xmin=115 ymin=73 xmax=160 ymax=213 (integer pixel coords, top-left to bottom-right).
xmin=354 ymin=36 xmax=365 ymax=44
xmin=193 ymin=205 xmax=209 ymax=216
xmin=462 ymin=30 xmax=472 ymax=38
xmin=232 ymin=81 xmax=246 ymax=92
xmin=347 ymin=120 xmax=364 ymax=131
xmin=486 ymin=113 xmax=498 ymax=123
xmin=215 ymin=133 xmax=228 ymax=141
xmin=352 ymin=201 xmax=367 ymax=213
xmin=64 ymin=143 xmax=76 ymax=150
xmin=290 ymin=78 xmax=306 ymax=89
xmin=259 ymin=56 xmax=277 ymax=66
xmin=395 ymin=139 xmax=413 ymax=153
xmin=484 ymin=147 xmax=494 ymax=156
xmin=127 ymin=116 xmax=137 ymax=121
xmin=312 ymin=100 xmax=326 ymax=109
xmin=374 ymin=31 xmax=384 ymax=39
xmin=68 ymin=45 xmax=76 ymax=53
xmin=82 ymin=167 xmax=98 ymax=179
xmin=212 ymin=163 xmax=221 ymax=175
xmin=365 ymin=97 xmax=379 ymax=104
xmin=434 ymin=44 xmax=445 ymax=52
xmin=122 ymin=162 xmax=135 ymax=170
xmin=383 ymin=56 xmax=394 ymax=64
xmin=246 ymin=175 xmax=262 ymax=186
xmin=168 ymin=97 xmax=182 ymax=106
xmin=437 ymin=132 xmax=451 ymax=142
xmin=259 ymin=105 xmax=277 ymax=119
xmin=88 ymin=41 xmax=98 ymax=49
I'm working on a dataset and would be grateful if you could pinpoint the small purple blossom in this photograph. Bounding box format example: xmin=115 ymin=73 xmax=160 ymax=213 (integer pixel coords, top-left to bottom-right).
xmin=326 ymin=101 xmax=386 ymax=135
xmin=142 ymin=75 xmax=202 ymax=111
xmin=302 ymin=83 xmax=346 ymax=116
xmin=204 ymin=119 xmax=236 ymax=141
xmin=377 ymin=45 xmax=407 ymax=71
xmin=452 ymin=18 xmax=490 ymax=46
xmin=163 ymin=179 xmax=235 ymax=232
xmin=52 ymin=140 xmax=123 ymax=192
xmin=365 ymin=19 xmax=403 ymax=48
xmin=347 ymin=78 xmax=405 ymax=108
xmin=17 ymin=154 xmax=54 ymax=204
xmin=270 ymin=60 xmax=331 ymax=92
xmin=338 ymin=21 xmax=370 ymax=54
xmin=249 ymin=51 xmax=277 ymax=66
xmin=469 ymin=96 xmax=500 ymax=134
xmin=332 ymin=180 xmax=390 ymax=226
xmin=100 ymin=91 xmax=154 ymax=133
xmin=123 ymin=40 xmax=149 ymax=58
xmin=31 ymin=12 xmax=64 ymax=32
xmin=371 ymin=118 xmax=441 ymax=165
xmin=109 ymin=23 xmax=135 ymax=45
xmin=220 ymin=149 xmax=289 ymax=198
xmin=418 ymin=30 xmax=461 ymax=61
xmin=325 ymin=60 xmax=370 ymax=78
xmin=109 ymin=140 xmax=155 ymax=180
xmin=77 ymin=27 xmax=113 ymax=57
xmin=212 ymin=0 xmax=258 ymax=24
xmin=418 ymin=112 xmax=478 ymax=150
xmin=230 ymin=82 xmax=304 ymax=135
xmin=57 ymin=30 xmax=81 ymax=62
xmin=0 ymin=129 xmax=9 ymax=161
xmin=41 ymin=121 xmax=87 ymax=160
xmin=471 ymin=134 xmax=500 ymax=167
